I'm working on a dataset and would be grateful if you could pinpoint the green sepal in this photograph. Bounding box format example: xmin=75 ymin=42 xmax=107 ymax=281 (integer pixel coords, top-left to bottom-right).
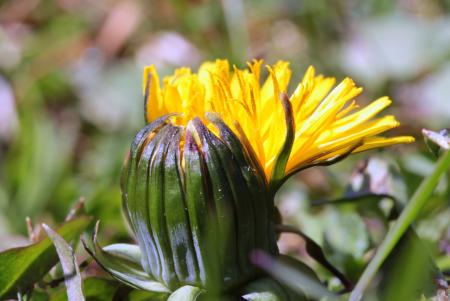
xmin=190 ymin=118 xmax=240 ymax=284
xmin=193 ymin=118 xmax=257 ymax=272
xmin=164 ymin=128 xmax=200 ymax=285
xmin=183 ymin=130 xmax=215 ymax=287
xmin=102 ymin=244 xmax=143 ymax=264
xmin=207 ymin=113 xmax=277 ymax=256
xmin=147 ymin=125 xmax=180 ymax=289
xmin=125 ymin=114 xmax=174 ymax=187
xmin=167 ymin=285 xmax=205 ymax=301
xmin=269 ymin=93 xmax=294 ymax=195
xmin=120 ymin=151 xmax=133 ymax=229
xmin=82 ymin=225 xmax=169 ymax=293
xmin=120 ymin=113 xmax=282 ymax=292
xmin=206 ymin=113 xmax=266 ymax=185
xmin=122 ymin=114 xmax=173 ymax=242
xmin=129 ymin=124 xmax=167 ymax=279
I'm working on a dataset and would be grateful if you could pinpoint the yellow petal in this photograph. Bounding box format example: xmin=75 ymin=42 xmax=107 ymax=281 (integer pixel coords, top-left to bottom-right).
xmin=143 ymin=59 xmax=414 ymax=180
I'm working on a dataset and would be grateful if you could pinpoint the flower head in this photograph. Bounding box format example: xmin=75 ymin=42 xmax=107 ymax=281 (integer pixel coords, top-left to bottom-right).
xmin=87 ymin=59 xmax=415 ymax=293
xmin=144 ymin=60 xmax=414 ymax=182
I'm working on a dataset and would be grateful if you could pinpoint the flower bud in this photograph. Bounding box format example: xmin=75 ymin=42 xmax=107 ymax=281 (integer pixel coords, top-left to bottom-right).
xmin=121 ymin=114 xmax=278 ymax=290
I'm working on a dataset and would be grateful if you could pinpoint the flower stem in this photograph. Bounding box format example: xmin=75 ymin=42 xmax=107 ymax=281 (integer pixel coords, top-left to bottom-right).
xmin=349 ymin=150 xmax=450 ymax=301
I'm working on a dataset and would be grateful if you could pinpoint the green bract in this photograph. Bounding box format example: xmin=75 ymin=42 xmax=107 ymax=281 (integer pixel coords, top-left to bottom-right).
xmin=120 ymin=114 xmax=278 ymax=290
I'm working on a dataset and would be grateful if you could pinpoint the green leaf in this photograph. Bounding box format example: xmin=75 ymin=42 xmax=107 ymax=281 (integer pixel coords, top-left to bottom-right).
xmin=82 ymin=278 xmax=118 ymax=301
xmin=49 ymin=278 xmax=118 ymax=301
xmin=30 ymin=290 xmax=49 ymax=301
xmin=0 ymin=216 xmax=91 ymax=299
xmin=167 ymin=285 xmax=204 ymax=301
xmin=82 ymin=226 xmax=170 ymax=293
xmin=43 ymin=224 xmax=85 ymax=301
xmin=324 ymin=209 xmax=369 ymax=258
xmin=379 ymin=229 xmax=444 ymax=301
xmin=276 ymin=224 xmax=353 ymax=291
xmin=251 ymin=251 xmax=341 ymax=301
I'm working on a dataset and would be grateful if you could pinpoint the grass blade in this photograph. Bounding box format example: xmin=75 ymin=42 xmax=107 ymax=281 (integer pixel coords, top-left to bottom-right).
xmin=350 ymin=150 xmax=450 ymax=301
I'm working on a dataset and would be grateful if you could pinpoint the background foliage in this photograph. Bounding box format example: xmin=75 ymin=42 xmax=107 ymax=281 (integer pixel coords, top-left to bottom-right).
xmin=1 ymin=0 xmax=450 ymax=300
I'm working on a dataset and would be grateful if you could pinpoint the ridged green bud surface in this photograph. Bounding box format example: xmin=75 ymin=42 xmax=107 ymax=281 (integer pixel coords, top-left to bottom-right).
xmin=121 ymin=114 xmax=278 ymax=290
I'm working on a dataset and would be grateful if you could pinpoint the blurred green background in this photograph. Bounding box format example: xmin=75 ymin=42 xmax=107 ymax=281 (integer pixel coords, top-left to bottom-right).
xmin=0 ymin=0 xmax=450 ymax=298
